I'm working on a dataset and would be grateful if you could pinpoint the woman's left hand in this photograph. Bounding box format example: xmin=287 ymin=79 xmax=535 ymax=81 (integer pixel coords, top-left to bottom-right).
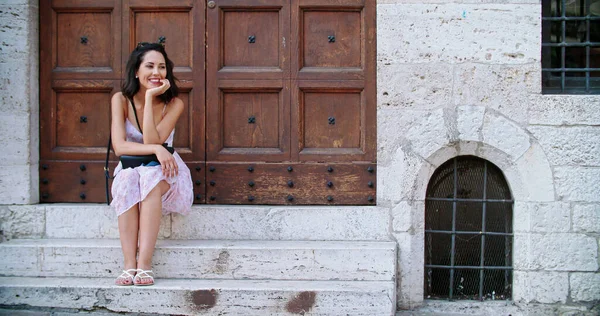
xmin=155 ymin=144 xmax=178 ymax=178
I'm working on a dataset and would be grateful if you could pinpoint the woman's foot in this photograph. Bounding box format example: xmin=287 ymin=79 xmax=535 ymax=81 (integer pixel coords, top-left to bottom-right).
xmin=133 ymin=268 xmax=155 ymax=286
xmin=115 ymin=269 xmax=137 ymax=286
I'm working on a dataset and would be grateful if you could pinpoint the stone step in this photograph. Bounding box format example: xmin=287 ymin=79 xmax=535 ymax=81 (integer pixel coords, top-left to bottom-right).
xmin=0 ymin=239 xmax=396 ymax=281
xmin=0 ymin=204 xmax=390 ymax=241
xmin=0 ymin=277 xmax=395 ymax=315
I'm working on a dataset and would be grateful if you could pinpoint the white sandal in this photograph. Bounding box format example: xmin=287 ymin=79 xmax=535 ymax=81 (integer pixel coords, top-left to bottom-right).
xmin=115 ymin=269 xmax=137 ymax=286
xmin=133 ymin=269 xmax=155 ymax=286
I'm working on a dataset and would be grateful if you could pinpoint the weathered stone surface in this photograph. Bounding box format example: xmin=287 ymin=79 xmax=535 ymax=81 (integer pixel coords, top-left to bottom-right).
xmin=570 ymin=272 xmax=600 ymax=302
xmin=529 ymin=95 xmax=600 ymax=126
xmin=572 ymin=204 xmax=600 ymax=233
xmin=394 ymin=231 xmax=425 ymax=310
xmin=513 ymin=143 xmax=555 ymax=202
xmin=515 ymin=234 xmax=598 ymax=271
xmin=453 ymin=63 xmax=539 ymax=124
xmin=0 ymin=239 xmax=396 ymax=281
xmin=378 ymin=62 xmax=453 ymax=110
xmin=529 ymin=202 xmax=570 ymax=233
xmin=513 ymin=271 xmax=569 ymax=303
xmin=392 ymin=200 xmax=424 ymax=233
xmin=45 ymin=204 xmax=171 ymax=239
xmin=377 ymin=4 xmax=539 ymax=64
xmin=456 ymin=105 xmax=486 ymax=141
xmin=528 ymin=126 xmax=600 ymax=166
xmin=481 ymin=111 xmax=531 ymax=161
xmin=554 ymin=167 xmax=600 ymax=202
xmin=0 ymin=205 xmax=44 ymax=239
xmin=0 ymin=115 xmax=30 ymax=165
xmin=172 ymin=206 xmax=390 ymax=241
xmin=0 ymin=5 xmax=31 ymax=63
xmin=379 ymin=146 xmax=431 ymax=203
xmin=0 ymin=277 xmax=395 ymax=315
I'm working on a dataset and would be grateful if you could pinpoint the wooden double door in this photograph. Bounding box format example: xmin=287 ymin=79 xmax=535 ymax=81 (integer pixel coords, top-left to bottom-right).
xmin=40 ymin=0 xmax=376 ymax=205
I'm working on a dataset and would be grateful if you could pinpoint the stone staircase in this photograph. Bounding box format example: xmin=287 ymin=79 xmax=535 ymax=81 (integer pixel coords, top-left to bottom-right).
xmin=0 ymin=204 xmax=396 ymax=315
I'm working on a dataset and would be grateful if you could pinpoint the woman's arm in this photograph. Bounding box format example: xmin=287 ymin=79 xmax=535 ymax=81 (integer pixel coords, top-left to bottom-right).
xmin=141 ymin=97 xmax=184 ymax=145
xmin=111 ymin=92 xmax=163 ymax=157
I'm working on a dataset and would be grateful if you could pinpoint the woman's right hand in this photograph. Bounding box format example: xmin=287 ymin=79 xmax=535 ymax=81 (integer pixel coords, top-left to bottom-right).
xmin=155 ymin=144 xmax=177 ymax=178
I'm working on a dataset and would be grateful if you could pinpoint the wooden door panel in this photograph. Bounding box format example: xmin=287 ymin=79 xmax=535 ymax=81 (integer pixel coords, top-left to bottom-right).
xmin=302 ymin=11 xmax=361 ymax=68
xmin=41 ymin=80 xmax=119 ymax=161
xmin=207 ymin=80 xmax=290 ymax=161
xmin=302 ymin=90 xmax=361 ymax=149
xmin=205 ymin=163 xmax=376 ymax=205
xmin=47 ymin=0 xmax=121 ymax=80
xmin=292 ymin=0 xmax=374 ymax=80
xmin=292 ymin=80 xmax=374 ymax=162
xmin=223 ymin=11 xmax=280 ymax=68
xmin=55 ymin=90 xmax=112 ymax=148
xmin=208 ymin=0 xmax=290 ymax=80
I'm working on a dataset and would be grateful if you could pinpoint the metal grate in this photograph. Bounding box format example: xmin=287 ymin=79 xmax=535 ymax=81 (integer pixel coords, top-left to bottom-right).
xmin=542 ymin=0 xmax=600 ymax=94
xmin=424 ymin=156 xmax=513 ymax=300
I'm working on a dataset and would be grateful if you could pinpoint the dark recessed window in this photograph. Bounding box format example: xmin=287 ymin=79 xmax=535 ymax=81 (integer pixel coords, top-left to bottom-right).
xmin=424 ymin=156 xmax=513 ymax=301
xmin=542 ymin=0 xmax=600 ymax=94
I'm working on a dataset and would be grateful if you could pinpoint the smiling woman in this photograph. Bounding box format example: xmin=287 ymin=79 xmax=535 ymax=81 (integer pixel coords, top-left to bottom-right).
xmin=109 ymin=43 xmax=193 ymax=287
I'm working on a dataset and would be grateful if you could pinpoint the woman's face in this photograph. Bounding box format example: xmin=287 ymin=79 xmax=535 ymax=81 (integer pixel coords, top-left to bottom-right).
xmin=136 ymin=50 xmax=167 ymax=90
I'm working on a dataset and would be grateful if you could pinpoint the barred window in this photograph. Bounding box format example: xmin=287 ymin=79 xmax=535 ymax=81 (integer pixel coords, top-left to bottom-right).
xmin=424 ymin=156 xmax=513 ymax=300
xmin=542 ymin=0 xmax=600 ymax=93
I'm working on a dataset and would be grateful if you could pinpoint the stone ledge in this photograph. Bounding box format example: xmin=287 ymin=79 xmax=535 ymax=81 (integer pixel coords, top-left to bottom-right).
xmin=0 ymin=277 xmax=395 ymax=315
xmin=0 ymin=239 xmax=397 ymax=281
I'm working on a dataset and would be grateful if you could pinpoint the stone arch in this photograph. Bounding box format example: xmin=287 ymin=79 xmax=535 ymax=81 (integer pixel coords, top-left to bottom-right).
xmin=412 ymin=107 xmax=555 ymax=203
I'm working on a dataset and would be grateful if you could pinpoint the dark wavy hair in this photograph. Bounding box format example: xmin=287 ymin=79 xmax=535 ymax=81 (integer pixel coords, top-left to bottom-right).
xmin=122 ymin=43 xmax=178 ymax=103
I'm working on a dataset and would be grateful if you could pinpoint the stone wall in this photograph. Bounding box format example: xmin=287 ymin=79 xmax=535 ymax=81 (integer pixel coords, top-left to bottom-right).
xmin=376 ymin=0 xmax=599 ymax=311
xmin=0 ymin=0 xmax=38 ymax=204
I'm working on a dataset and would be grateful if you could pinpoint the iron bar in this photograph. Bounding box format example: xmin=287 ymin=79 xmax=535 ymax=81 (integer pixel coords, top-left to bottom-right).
xmin=449 ymin=158 xmax=458 ymax=299
xmin=425 ymin=265 xmax=513 ymax=270
xmin=479 ymin=162 xmax=488 ymax=300
xmin=426 ymin=197 xmax=513 ymax=203
xmin=425 ymin=230 xmax=513 ymax=236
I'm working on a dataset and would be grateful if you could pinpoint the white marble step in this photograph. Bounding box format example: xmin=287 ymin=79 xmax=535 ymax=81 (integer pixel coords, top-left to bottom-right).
xmin=0 ymin=239 xmax=396 ymax=281
xmin=0 ymin=204 xmax=391 ymax=241
xmin=0 ymin=277 xmax=396 ymax=315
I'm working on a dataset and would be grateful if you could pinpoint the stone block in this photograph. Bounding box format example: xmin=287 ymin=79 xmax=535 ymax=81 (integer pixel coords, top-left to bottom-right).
xmin=512 ymin=202 xmax=531 ymax=233
xmin=518 ymin=234 xmax=598 ymax=271
xmin=0 ymin=205 xmax=43 ymax=239
xmin=1 ymin=239 xmax=396 ymax=281
xmin=513 ymin=271 xmax=569 ymax=303
xmin=529 ymin=202 xmax=570 ymax=233
xmin=570 ymin=272 xmax=600 ymax=302
xmin=554 ymin=167 xmax=600 ymax=202
xmin=0 ymin=5 xmax=31 ymax=62
xmin=456 ymin=105 xmax=485 ymax=141
xmin=453 ymin=63 xmax=539 ymax=124
xmin=529 ymin=126 xmax=600 ymax=167
xmin=0 ymin=277 xmax=395 ymax=315
xmin=394 ymin=231 xmax=425 ymax=309
xmin=529 ymin=95 xmax=600 ymax=125
xmin=0 ymin=63 xmax=30 ymax=115
xmin=481 ymin=111 xmax=531 ymax=161
xmin=392 ymin=200 xmax=425 ymax=233
xmin=377 ymin=4 xmax=539 ymax=64
xmin=377 ymin=62 xmax=453 ymax=110
xmin=171 ymin=206 xmax=390 ymax=241
xmin=45 ymin=204 xmax=171 ymax=239
xmin=405 ymin=108 xmax=451 ymax=160
xmin=513 ymin=143 xmax=555 ymax=202
xmin=573 ymin=204 xmax=600 ymax=233
xmin=378 ymin=147 xmax=430 ymax=203
xmin=0 ymin=115 xmax=30 ymax=165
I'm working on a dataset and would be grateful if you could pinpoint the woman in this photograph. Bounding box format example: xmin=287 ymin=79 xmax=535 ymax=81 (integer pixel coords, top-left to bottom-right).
xmin=110 ymin=43 xmax=193 ymax=286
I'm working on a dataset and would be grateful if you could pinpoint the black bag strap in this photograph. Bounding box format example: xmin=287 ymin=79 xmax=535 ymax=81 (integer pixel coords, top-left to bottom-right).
xmin=131 ymin=99 xmax=143 ymax=135
xmin=104 ymin=131 xmax=112 ymax=205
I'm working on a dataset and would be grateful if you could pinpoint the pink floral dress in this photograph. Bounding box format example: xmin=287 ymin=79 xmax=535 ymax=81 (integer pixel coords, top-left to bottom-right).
xmin=110 ymin=119 xmax=193 ymax=217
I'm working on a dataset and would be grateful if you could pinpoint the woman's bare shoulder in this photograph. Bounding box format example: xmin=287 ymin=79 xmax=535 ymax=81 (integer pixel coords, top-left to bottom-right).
xmin=112 ymin=92 xmax=127 ymax=104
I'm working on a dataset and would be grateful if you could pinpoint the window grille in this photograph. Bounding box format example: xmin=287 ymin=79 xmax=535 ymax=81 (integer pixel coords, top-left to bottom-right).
xmin=424 ymin=156 xmax=513 ymax=300
xmin=542 ymin=0 xmax=600 ymax=94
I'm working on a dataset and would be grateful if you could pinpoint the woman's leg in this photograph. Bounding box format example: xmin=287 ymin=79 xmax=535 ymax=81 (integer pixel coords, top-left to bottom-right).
xmin=116 ymin=204 xmax=139 ymax=285
xmin=136 ymin=180 xmax=170 ymax=284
